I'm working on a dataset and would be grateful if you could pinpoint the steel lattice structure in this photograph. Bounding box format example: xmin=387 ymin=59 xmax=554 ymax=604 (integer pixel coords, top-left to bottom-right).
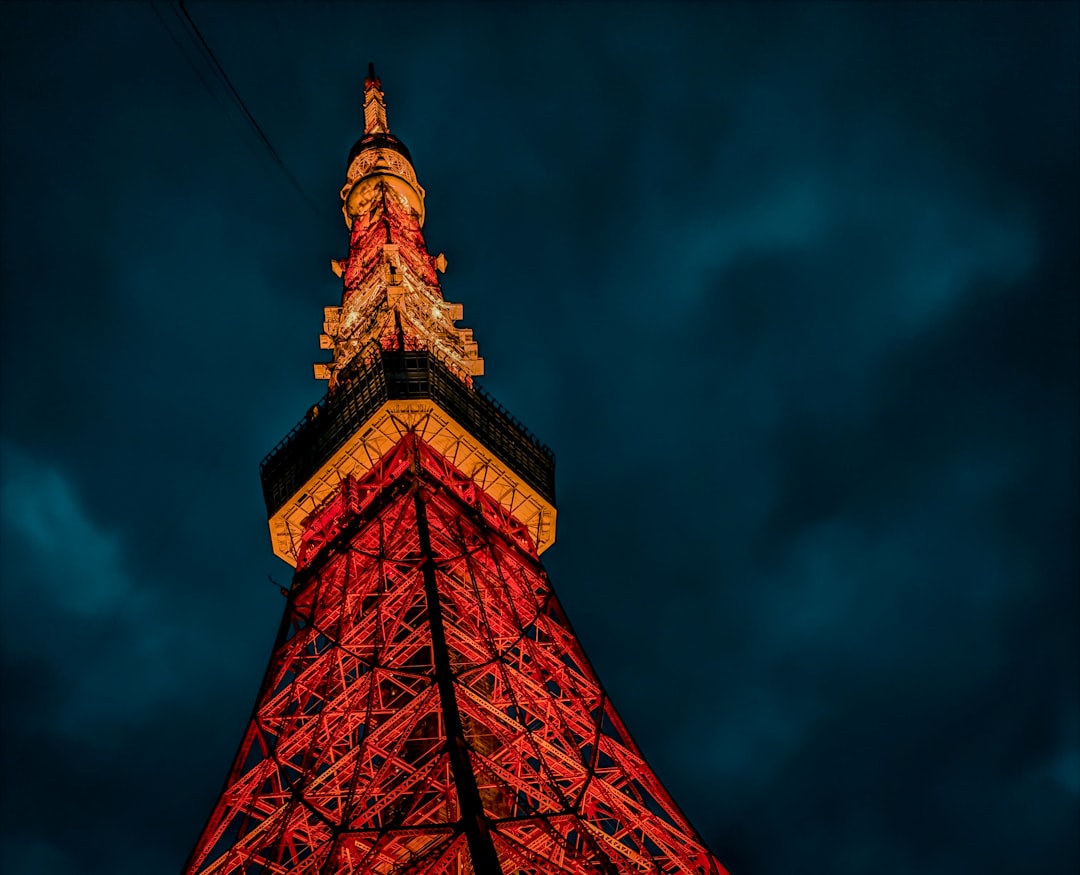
xmin=183 ymin=68 xmax=728 ymax=875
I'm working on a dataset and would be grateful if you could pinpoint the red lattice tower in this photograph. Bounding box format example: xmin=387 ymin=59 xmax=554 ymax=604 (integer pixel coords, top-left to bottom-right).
xmin=182 ymin=67 xmax=729 ymax=875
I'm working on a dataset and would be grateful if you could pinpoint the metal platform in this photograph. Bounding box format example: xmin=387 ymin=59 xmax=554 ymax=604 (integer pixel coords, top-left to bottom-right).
xmin=260 ymin=349 xmax=556 ymax=517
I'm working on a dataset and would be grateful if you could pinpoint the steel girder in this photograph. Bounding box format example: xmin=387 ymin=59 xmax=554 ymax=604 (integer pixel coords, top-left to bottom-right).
xmin=183 ymin=435 xmax=726 ymax=875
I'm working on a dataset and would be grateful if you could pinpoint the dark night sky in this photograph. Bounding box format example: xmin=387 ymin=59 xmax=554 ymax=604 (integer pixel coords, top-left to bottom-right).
xmin=1 ymin=2 xmax=1077 ymax=873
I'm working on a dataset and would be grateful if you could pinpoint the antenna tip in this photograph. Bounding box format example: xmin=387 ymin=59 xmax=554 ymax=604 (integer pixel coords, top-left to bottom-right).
xmin=367 ymin=61 xmax=376 ymax=80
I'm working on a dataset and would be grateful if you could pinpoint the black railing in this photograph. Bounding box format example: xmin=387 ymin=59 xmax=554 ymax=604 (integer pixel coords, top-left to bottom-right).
xmin=259 ymin=350 xmax=556 ymax=516
xmin=346 ymin=132 xmax=413 ymax=166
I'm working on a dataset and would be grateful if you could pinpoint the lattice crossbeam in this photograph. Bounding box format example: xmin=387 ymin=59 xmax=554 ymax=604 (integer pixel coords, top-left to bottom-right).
xmin=183 ymin=435 xmax=726 ymax=875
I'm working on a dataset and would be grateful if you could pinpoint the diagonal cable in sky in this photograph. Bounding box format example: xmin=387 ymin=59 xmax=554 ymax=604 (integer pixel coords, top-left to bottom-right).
xmin=151 ymin=1 xmax=264 ymax=164
xmin=175 ymin=0 xmax=331 ymax=223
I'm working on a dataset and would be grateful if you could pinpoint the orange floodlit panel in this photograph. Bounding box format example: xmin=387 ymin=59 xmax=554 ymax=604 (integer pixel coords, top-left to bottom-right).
xmin=267 ymin=398 xmax=557 ymax=565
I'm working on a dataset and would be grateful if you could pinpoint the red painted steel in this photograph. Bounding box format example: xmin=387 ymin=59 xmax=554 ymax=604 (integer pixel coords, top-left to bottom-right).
xmin=183 ymin=435 xmax=728 ymax=874
xmin=184 ymin=72 xmax=729 ymax=874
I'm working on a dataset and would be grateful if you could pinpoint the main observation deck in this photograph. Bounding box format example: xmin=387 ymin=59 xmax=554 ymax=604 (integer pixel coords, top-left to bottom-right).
xmin=260 ymin=350 xmax=557 ymax=565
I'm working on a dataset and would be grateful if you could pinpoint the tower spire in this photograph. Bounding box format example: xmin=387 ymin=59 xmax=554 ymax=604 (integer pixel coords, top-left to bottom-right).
xmin=323 ymin=70 xmax=483 ymax=392
xmin=363 ymin=61 xmax=389 ymax=134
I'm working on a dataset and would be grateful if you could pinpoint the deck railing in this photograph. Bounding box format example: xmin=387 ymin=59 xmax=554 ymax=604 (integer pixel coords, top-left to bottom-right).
xmin=259 ymin=350 xmax=556 ymax=515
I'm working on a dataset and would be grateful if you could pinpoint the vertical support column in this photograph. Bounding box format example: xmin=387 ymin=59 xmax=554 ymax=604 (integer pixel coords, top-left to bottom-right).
xmin=410 ymin=449 xmax=503 ymax=875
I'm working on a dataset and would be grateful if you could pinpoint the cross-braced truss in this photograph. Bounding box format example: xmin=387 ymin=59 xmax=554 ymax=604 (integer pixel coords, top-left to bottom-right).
xmin=183 ymin=435 xmax=727 ymax=875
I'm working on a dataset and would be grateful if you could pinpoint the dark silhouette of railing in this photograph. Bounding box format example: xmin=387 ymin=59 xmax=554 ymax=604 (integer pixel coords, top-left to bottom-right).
xmin=347 ymin=132 xmax=413 ymax=166
xmin=260 ymin=350 xmax=556 ymax=516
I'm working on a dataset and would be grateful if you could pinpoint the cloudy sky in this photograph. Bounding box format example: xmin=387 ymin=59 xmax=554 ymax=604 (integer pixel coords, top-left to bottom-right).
xmin=1 ymin=2 xmax=1077 ymax=873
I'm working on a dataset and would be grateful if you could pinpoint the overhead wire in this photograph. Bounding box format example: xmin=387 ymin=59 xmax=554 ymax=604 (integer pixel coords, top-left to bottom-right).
xmin=135 ymin=1 xmax=340 ymax=592
xmin=150 ymin=1 xmax=267 ymax=168
xmin=165 ymin=0 xmax=334 ymax=225
xmin=150 ymin=1 xmax=214 ymax=99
